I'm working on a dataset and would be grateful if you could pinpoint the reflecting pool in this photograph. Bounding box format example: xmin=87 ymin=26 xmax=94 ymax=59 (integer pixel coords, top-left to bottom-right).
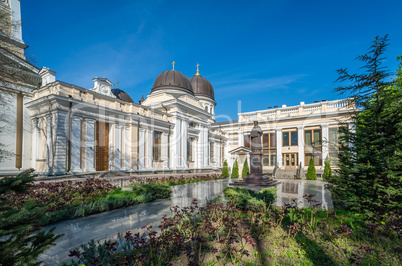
xmin=38 ymin=178 xmax=332 ymax=265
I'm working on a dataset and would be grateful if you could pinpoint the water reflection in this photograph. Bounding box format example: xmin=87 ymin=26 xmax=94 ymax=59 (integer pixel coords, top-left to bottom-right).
xmin=38 ymin=178 xmax=332 ymax=265
xmin=274 ymin=180 xmax=333 ymax=209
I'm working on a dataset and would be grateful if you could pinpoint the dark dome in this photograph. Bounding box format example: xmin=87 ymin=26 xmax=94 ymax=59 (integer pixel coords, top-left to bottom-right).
xmin=151 ymin=69 xmax=193 ymax=95
xmin=111 ymin=88 xmax=134 ymax=103
xmin=189 ymin=74 xmax=214 ymax=100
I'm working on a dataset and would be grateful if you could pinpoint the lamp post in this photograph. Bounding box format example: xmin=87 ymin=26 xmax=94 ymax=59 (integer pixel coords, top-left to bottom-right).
xmin=312 ymin=141 xmax=316 ymax=165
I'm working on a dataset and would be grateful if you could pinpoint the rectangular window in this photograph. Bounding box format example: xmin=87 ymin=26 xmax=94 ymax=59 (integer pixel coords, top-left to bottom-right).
xmin=291 ymin=131 xmax=298 ymax=146
xmin=283 ymin=132 xmax=289 ymax=146
xmin=270 ymin=154 xmax=277 ymax=166
xmin=187 ymin=138 xmax=193 ymax=162
xmin=263 ymin=134 xmax=269 ymax=148
xmin=263 ymin=155 xmax=269 ymax=166
xmin=153 ymin=131 xmax=162 ymax=161
xmin=244 ymin=135 xmax=251 ymax=148
xmin=270 ymin=133 xmax=276 ymax=147
xmin=305 ymin=129 xmax=322 ymax=146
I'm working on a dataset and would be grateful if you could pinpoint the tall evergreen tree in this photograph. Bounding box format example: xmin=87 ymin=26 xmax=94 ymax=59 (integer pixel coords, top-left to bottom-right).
xmin=306 ymin=157 xmax=317 ymax=180
xmin=222 ymin=160 xmax=229 ymax=178
xmin=231 ymin=159 xmax=239 ymax=178
xmin=331 ymin=35 xmax=402 ymax=212
xmin=0 ymin=169 xmax=62 ymax=265
xmin=322 ymin=156 xmax=332 ymax=181
xmin=242 ymin=158 xmax=250 ymax=177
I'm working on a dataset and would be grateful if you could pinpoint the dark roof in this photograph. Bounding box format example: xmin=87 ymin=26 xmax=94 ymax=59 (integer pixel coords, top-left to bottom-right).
xmin=189 ymin=74 xmax=214 ymax=100
xmin=111 ymin=88 xmax=134 ymax=103
xmin=151 ymin=69 xmax=193 ymax=95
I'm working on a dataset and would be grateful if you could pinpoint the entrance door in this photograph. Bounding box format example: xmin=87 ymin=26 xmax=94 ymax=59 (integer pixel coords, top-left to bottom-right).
xmin=284 ymin=153 xmax=298 ymax=168
xmin=95 ymin=121 xmax=109 ymax=171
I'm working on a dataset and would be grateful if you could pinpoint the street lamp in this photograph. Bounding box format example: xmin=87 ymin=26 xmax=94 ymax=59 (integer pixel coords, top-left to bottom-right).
xmin=312 ymin=141 xmax=316 ymax=165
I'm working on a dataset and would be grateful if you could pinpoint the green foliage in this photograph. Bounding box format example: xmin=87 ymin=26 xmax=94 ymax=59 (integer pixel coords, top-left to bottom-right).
xmin=231 ymin=159 xmax=239 ymax=178
xmin=130 ymin=183 xmax=172 ymax=199
xmin=0 ymin=169 xmax=62 ymax=265
xmin=222 ymin=160 xmax=229 ymax=178
xmin=322 ymin=156 xmax=332 ymax=181
xmin=306 ymin=157 xmax=317 ymax=180
xmin=331 ymin=35 xmax=402 ymax=212
xmin=223 ymin=186 xmax=277 ymax=210
xmin=242 ymin=158 xmax=250 ymax=177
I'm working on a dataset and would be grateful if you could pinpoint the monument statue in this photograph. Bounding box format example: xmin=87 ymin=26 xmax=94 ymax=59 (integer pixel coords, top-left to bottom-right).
xmin=250 ymin=121 xmax=263 ymax=153
xmin=230 ymin=121 xmax=280 ymax=187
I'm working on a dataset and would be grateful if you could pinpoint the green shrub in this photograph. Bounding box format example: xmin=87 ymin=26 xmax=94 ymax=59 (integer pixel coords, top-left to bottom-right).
xmin=223 ymin=186 xmax=277 ymax=210
xmin=231 ymin=159 xmax=239 ymax=178
xmin=130 ymin=183 xmax=172 ymax=199
xmin=222 ymin=160 xmax=229 ymax=177
xmin=242 ymin=158 xmax=250 ymax=177
xmin=322 ymin=156 xmax=332 ymax=181
xmin=306 ymin=157 xmax=317 ymax=180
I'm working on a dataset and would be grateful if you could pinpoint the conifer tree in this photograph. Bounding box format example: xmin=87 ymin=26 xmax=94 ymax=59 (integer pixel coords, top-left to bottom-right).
xmin=0 ymin=169 xmax=62 ymax=265
xmin=242 ymin=158 xmax=250 ymax=177
xmin=322 ymin=156 xmax=332 ymax=181
xmin=306 ymin=157 xmax=317 ymax=180
xmin=231 ymin=159 xmax=239 ymax=178
xmin=222 ymin=160 xmax=229 ymax=178
xmin=331 ymin=35 xmax=402 ymax=212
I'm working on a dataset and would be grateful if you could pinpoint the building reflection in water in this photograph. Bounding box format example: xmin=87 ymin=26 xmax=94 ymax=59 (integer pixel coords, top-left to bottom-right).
xmin=274 ymin=180 xmax=332 ymax=209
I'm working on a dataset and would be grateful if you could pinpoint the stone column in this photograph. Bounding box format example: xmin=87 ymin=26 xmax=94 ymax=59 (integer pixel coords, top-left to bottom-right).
xmin=297 ymin=126 xmax=304 ymax=167
xmin=146 ymin=128 xmax=154 ymax=169
xmin=276 ymin=128 xmax=282 ymax=167
xmin=109 ymin=123 xmax=115 ymax=170
xmin=238 ymin=130 xmax=244 ymax=146
xmin=85 ymin=119 xmax=96 ymax=172
xmin=45 ymin=115 xmax=52 ymax=173
xmin=181 ymin=119 xmax=188 ymax=168
xmin=322 ymin=124 xmax=329 ymax=166
xmin=139 ymin=128 xmax=145 ymax=170
xmin=171 ymin=117 xmax=181 ymax=168
xmin=32 ymin=118 xmax=38 ymax=170
xmin=71 ymin=116 xmax=82 ymax=172
xmin=124 ymin=125 xmax=130 ymax=171
xmin=197 ymin=126 xmax=204 ymax=167
xmin=162 ymin=132 xmax=169 ymax=169
xmin=114 ymin=124 xmax=121 ymax=170
xmin=53 ymin=112 xmax=68 ymax=175
xmin=204 ymin=128 xmax=209 ymax=167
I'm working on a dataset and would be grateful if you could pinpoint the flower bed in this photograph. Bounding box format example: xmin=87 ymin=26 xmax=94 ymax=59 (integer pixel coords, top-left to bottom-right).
xmin=127 ymin=174 xmax=227 ymax=187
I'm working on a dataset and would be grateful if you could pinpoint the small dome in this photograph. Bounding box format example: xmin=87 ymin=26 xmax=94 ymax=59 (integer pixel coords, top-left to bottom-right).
xmin=151 ymin=69 xmax=193 ymax=95
xmin=111 ymin=88 xmax=134 ymax=103
xmin=189 ymin=74 xmax=214 ymax=101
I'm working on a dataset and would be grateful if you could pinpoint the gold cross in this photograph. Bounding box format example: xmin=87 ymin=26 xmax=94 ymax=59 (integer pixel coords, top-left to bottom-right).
xmin=116 ymin=81 xmax=119 ymax=88
xmin=172 ymin=61 xmax=175 ymax=70
xmin=196 ymin=63 xmax=200 ymax=75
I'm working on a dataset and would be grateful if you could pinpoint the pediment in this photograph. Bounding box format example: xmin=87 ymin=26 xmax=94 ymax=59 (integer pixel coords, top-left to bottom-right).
xmin=229 ymin=146 xmax=251 ymax=154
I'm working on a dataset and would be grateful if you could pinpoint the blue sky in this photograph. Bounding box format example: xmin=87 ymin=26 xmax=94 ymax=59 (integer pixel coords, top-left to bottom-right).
xmin=22 ymin=0 xmax=402 ymax=122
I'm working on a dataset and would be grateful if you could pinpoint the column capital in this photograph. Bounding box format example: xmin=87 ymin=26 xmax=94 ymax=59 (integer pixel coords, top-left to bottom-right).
xmin=72 ymin=115 xmax=82 ymax=122
xmin=86 ymin=118 xmax=96 ymax=125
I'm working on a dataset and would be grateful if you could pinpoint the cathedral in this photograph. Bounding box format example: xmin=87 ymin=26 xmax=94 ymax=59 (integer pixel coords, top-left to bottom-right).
xmin=0 ymin=0 xmax=356 ymax=176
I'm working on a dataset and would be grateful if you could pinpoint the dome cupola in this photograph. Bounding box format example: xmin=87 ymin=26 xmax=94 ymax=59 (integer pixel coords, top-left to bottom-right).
xmin=189 ymin=64 xmax=214 ymax=101
xmin=111 ymin=88 xmax=134 ymax=103
xmin=151 ymin=62 xmax=193 ymax=95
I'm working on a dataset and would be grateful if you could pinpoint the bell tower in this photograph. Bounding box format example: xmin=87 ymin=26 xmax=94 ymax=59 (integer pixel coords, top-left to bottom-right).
xmin=0 ymin=0 xmax=26 ymax=58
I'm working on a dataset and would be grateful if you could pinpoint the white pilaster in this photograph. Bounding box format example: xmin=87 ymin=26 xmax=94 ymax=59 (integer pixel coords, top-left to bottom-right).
xmin=71 ymin=116 xmax=82 ymax=172
xmin=109 ymin=123 xmax=115 ymax=170
xmin=85 ymin=119 xmax=96 ymax=172
xmin=298 ymin=126 xmax=304 ymax=167
xmin=163 ymin=132 xmax=169 ymax=169
xmin=146 ymin=128 xmax=154 ymax=169
xmin=181 ymin=119 xmax=188 ymax=168
xmin=45 ymin=115 xmax=52 ymax=173
xmin=123 ymin=125 xmax=130 ymax=171
xmin=276 ymin=128 xmax=282 ymax=167
xmin=32 ymin=118 xmax=38 ymax=170
xmin=114 ymin=124 xmax=121 ymax=171
xmin=197 ymin=126 xmax=204 ymax=167
xmin=238 ymin=130 xmax=244 ymax=146
xmin=139 ymin=128 xmax=145 ymax=170
xmin=322 ymin=124 xmax=329 ymax=166
xmin=204 ymin=128 xmax=209 ymax=167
